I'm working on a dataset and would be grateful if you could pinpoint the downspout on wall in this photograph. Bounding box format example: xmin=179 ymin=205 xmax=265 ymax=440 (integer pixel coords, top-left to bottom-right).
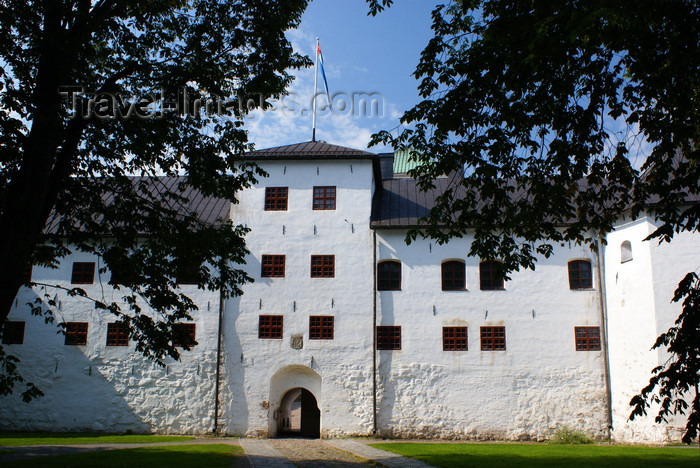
xmin=213 ymin=260 xmax=225 ymax=434
xmin=372 ymin=229 xmax=378 ymax=435
xmin=596 ymin=236 xmax=614 ymax=441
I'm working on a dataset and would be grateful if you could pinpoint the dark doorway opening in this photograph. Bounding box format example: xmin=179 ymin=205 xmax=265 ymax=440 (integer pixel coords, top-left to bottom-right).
xmin=277 ymin=387 xmax=320 ymax=438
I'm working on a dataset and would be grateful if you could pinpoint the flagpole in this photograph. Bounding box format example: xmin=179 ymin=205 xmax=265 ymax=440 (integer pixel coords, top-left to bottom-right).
xmin=312 ymin=37 xmax=319 ymax=142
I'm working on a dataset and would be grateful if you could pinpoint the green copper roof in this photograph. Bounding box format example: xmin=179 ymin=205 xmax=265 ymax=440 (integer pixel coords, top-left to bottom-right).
xmin=393 ymin=148 xmax=421 ymax=174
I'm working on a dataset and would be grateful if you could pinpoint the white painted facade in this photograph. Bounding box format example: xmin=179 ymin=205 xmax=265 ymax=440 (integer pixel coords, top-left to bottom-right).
xmin=222 ymin=159 xmax=376 ymax=437
xmin=0 ymin=142 xmax=697 ymax=443
xmin=604 ymin=216 xmax=695 ymax=443
xmin=373 ymin=231 xmax=607 ymax=440
xmin=2 ymin=259 xmax=221 ymax=434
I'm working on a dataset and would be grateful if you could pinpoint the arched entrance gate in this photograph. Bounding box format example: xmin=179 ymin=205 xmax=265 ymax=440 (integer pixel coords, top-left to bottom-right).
xmin=277 ymin=387 xmax=320 ymax=437
xmin=269 ymin=365 xmax=322 ymax=438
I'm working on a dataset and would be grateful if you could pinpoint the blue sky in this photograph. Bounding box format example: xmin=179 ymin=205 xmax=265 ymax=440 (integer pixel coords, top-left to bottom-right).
xmin=245 ymin=0 xmax=439 ymax=152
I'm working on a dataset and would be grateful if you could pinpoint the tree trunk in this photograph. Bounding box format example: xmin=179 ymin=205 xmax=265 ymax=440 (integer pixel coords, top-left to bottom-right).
xmin=0 ymin=5 xmax=66 ymax=328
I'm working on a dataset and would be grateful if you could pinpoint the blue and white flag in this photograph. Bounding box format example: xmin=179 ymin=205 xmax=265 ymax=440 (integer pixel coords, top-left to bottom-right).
xmin=317 ymin=43 xmax=330 ymax=104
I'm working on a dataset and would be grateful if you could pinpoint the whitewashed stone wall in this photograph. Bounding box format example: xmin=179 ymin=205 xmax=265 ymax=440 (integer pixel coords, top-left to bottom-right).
xmin=605 ymin=215 xmax=699 ymax=443
xmin=0 ymin=253 xmax=221 ymax=434
xmin=374 ymin=231 xmax=608 ymax=440
xmin=1 ymin=157 xmax=697 ymax=443
xmin=223 ymin=159 xmax=376 ymax=437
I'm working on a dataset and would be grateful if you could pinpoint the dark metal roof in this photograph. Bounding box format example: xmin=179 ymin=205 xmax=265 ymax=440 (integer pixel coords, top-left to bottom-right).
xmin=148 ymin=177 xmax=231 ymax=226
xmin=371 ymin=176 xmax=461 ymax=228
xmin=370 ymin=175 xmax=700 ymax=230
xmin=242 ymin=140 xmax=375 ymax=160
xmin=44 ymin=177 xmax=231 ymax=234
xmin=242 ymin=140 xmax=382 ymax=185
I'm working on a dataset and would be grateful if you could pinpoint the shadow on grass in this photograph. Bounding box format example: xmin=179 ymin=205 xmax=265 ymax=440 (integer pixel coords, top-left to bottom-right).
xmin=2 ymin=444 xmax=242 ymax=468
xmin=0 ymin=432 xmax=94 ymax=439
xmin=0 ymin=432 xmax=193 ymax=446
xmin=371 ymin=443 xmax=700 ymax=468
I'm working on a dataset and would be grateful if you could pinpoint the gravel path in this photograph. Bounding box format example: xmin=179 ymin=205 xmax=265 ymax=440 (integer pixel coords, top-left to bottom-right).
xmin=269 ymin=438 xmax=374 ymax=467
xmin=0 ymin=439 xmax=242 ymax=463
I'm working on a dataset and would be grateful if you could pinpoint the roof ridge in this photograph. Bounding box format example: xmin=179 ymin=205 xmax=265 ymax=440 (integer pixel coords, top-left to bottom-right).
xmin=247 ymin=140 xmax=375 ymax=157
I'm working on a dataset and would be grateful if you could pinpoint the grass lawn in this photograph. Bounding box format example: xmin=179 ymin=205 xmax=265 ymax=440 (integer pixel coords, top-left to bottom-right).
xmin=0 ymin=432 xmax=194 ymax=446
xmin=3 ymin=444 xmax=242 ymax=468
xmin=371 ymin=442 xmax=700 ymax=467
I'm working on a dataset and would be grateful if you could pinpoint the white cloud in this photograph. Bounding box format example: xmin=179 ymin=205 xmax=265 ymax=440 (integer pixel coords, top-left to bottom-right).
xmin=246 ymin=26 xmax=397 ymax=152
xmin=244 ymin=52 xmax=387 ymax=150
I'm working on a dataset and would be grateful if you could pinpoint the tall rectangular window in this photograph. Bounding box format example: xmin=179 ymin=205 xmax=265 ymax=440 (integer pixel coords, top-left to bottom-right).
xmin=106 ymin=322 xmax=129 ymax=346
xmin=376 ymin=325 xmax=401 ymax=350
xmin=2 ymin=321 xmax=25 ymax=345
xmin=309 ymin=316 xmax=334 ymax=340
xmin=442 ymin=261 xmax=466 ymax=290
xmin=575 ymin=327 xmax=601 ymax=351
xmin=377 ymin=261 xmax=401 ymax=290
xmin=443 ymin=327 xmax=468 ymax=351
xmin=261 ymin=255 xmax=285 ymax=277
xmin=310 ymin=255 xmax=334 ymax=278
xmin=71 ymin=262 xmax=95 ymax=284
xmin=313 ymin=186 xmax=336 ymax=210
xmin=64 ymin=322 xmax=88 ymax=346
xmin=265 ymin=187 xmax=288 ymax=211
xmin=568 ymin=260 xmax=593 ymax=290
xmin=479 ymin=261 xmax=504 ymax=290
xmin=481 ymin=326 xmax=506 ymax=350
xmin=173 ymin=323 xmax=197 ymax=348
xmin=259 ymin=315 xmax=283 ymax=339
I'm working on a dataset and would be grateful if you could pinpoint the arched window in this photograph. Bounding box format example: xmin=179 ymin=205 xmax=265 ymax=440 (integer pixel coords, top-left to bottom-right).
xmin=479 ymin=260 xmax=504 ymax=290
xmin=621 ymin=241 xmax=633 ymax=263
xmin=441 ymin=260 xmax=466 ymax=290
xmin=568 ymin=260 xmax=593 ymax=290
xmin=377 ymin=260 xmax=401 ymax=290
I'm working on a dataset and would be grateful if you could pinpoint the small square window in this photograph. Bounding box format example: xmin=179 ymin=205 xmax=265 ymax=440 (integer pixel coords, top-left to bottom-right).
xmin=376 ymin=325 xmax=401 ymax=350
xmin=568 ymin=260 xmax=593 ymax=290
xmin=109 ymin=263 xmax=137 ymax=286
xmin=2 ymin=321 xmax=25 ymax=345
xmin=481 ymin=326 xmax=506 ymax=350
xmin=443 ymin=327 xmax=468 ymax=351
xmin=106 ymin=322 xmax=129 ymax=346
xmin=261 ymin=255 xmax=285 ymax=278
xmin=64 ymin=322 xmax=88 ymax=346
xmin=173 ymin=323 xmax=197 ymax=348
xmin=176 ymin=264 xmax=199 ymax=285
xmin=313 ymin=186 xmax=336 ymax=210
xmin=575 ymin=326 xmax=601 ymax=351
xmin=310 ymin=255 xmax=334 ymax=278
xmin=259 ymin=315 xmax=283 ymax=339
xmin=309 ymin=316 xmax=334 ymax=340
xmin=265 ymin=187 xmax=288 ymax=211
xmin=71 ymin=262 xmax=95 ymax=284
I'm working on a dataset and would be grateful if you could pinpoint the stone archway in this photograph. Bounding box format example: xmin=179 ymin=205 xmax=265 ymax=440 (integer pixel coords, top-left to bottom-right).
xmin=277 ymin=387 xmax=320 ymax=437
xmin=269 ymin=365 xmax=322 ymax=438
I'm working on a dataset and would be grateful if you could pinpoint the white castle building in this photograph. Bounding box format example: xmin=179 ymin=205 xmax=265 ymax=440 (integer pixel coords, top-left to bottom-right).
xmin=1 ymin=141 xmax=697 ymax=443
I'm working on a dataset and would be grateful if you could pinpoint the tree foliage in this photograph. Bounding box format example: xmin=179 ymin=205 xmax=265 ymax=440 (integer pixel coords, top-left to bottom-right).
xmin=369 ymin=0 xmax=699 ymax=441
xmin=630 ymin=273 xmax=700 ymax=444
xmin=0 ymin=0 xmax=309 ymax=399
xmin=371 ymin=0 xmax=699 ymax=272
